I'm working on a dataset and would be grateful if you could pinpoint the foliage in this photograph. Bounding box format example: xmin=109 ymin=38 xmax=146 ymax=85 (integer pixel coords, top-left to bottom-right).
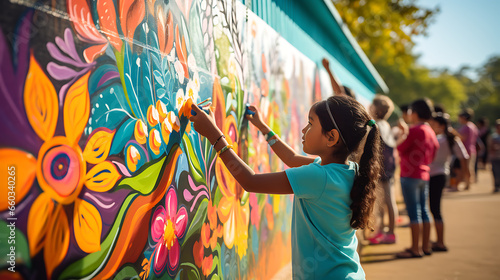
xmin=333 ymin=0 xmax=438 ymax=67
xmin=459 ymin=56 xmax=500 ymax=123
xmin=333 ymin=0 xmax=475 ymax=117
xmin=376 ymin=59 xmax=468 ymax=118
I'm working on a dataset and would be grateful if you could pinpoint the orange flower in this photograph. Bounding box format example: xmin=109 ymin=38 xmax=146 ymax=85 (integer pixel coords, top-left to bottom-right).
xmin=209 ymin=78 xmax=249 ymax=258
xmin=216 ymin=158 xmax=249 ymax=258
xmin=202 ymin=255 xmax=214 ymax=277
xmin=11 ymin=55 xmax=120 ymax=278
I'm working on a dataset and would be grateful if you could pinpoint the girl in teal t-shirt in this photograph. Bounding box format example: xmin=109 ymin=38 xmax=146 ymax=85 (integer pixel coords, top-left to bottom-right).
xmin=190 ymin=96 xmax=382 ymax=280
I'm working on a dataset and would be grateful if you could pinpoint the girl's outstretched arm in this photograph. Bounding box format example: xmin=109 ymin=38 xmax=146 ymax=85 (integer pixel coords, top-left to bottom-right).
xmin=246 ymin=105 xmax=314 ymax=168
xmin=322 ymin=58 xmax=344 ymax=96
xmin=190 ymin=104 xmax=294 ymax=194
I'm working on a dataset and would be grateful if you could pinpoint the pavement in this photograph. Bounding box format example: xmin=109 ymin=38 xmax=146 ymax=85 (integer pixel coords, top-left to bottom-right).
xmin=362 ymin=167 xmax=500 ymax=280
xmin=272 ymin=167 xmax=500 ymax=280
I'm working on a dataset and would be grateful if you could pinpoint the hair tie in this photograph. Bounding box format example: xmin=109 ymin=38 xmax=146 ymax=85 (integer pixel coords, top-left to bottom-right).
xmin=366 ymin=119 xmax=376 ymax=127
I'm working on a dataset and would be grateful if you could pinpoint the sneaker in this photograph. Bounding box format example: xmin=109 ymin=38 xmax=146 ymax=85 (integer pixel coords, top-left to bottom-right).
xmin=379 ymin=233 xmax=396 ymax=244
xmin=368 ymin=233 xmax=384 ymax=245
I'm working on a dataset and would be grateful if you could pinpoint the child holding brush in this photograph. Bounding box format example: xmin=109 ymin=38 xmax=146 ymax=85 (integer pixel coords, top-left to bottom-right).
xmin=189 ymin=96 xmax=381 ymax=279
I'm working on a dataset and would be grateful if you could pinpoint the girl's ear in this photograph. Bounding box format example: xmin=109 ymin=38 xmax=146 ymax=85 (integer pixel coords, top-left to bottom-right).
xmin=326 ymin=129 xmax=340 ymax=147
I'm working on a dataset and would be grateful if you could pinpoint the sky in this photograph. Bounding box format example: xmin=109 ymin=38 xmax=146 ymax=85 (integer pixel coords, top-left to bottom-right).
xmin=413 ymin=0 xmax=500 ymax=75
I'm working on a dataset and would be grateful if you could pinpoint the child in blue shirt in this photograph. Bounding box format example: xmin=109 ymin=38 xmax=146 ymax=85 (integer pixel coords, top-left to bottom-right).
xmin=189 ymin=96 xmax=381 ymax=280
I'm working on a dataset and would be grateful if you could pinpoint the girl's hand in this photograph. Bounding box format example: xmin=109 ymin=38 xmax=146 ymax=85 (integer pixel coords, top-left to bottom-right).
xmin=245 ymin=105 xmax=265 ymax=129
xmin=322 ymin=58 xmax=330 ymax=69
xmin=189 ymin=104 xmax=223 ymax=144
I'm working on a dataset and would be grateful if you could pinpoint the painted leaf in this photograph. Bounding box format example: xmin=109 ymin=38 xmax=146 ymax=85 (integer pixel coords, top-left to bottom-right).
xmin=44 ymin=205 xmax=70 ymax=279
xmin=59 ymin=193 xmax=138 ymax=279
xmin=0 ymin=148 xmax=36 ymax=211
xmin=0 ymin=220 xmax=31 ymax=268
xmin=183 ymin=199 xmax=207 ymax=243
xmin=73 ymin=198 xmax=103 ymax=253
xmin=64 ymin=72 xmax=91 ymax=146
xmin=24 ymin=53 xmax=59 ymax=141
xmin=67 ymin=0 xmax=107 ymax=44
xmin=117 ymin=157 xmax=165 ymax=194
xmin=175 ymin=25 xmax=189 ymax=79
xmin=83 ymin=43 xmax=108 ymax=63
xmin=97 ymin=0 xmax=122 ymax=50
xmin=212 ymin=77 xmax=225 ymax=129
xmin=27 ymin=193 xmax=54 ymax=256
xmin=119 ymin=0 xmax=146 ymax=43
xmin=83 ymin=129 xmax=115 ymax=164
xmin=182 ymin=134 xmax=204 ymax=183
xmin=85 ymin=161 xmax=121 ymax=192
xmin=157 ymin=7 xmax=174 ymax=55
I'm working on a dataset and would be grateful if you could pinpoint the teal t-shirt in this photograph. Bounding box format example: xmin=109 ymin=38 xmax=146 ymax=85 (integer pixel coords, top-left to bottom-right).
xmin=285 ymin=157 xmax=365 ymax=280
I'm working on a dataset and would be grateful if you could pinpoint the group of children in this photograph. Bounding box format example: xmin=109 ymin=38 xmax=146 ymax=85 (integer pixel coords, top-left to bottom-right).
xmin=365 ymin=96 xmax=500 ymax=260
xmin=188 ymin=72 xmax=500 ymax=278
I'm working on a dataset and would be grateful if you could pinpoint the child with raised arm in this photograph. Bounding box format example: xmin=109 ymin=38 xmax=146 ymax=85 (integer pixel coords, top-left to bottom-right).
xmin=190 ymin=96 xmax=381 ymax=279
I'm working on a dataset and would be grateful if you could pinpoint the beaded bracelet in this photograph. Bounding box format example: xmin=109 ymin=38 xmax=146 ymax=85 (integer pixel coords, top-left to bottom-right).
xmin=212 ymin=134 xmax=225 ymax=147
xmin=265 ymin=131 xmax=276 ymax=142
xmin=268 ymin=138 xmax=278 ymax=147
xmin=217 ymin=144 xmax=233 ymax=156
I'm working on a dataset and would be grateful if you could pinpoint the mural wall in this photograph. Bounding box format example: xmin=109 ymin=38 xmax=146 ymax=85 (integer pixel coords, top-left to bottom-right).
xmin=0 ymin=0 xmax=328 ymax=279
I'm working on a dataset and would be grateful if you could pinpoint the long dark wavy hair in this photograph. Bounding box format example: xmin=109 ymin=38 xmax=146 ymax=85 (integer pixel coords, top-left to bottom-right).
xmin=313 ymin=96 xmax=382 ymax=230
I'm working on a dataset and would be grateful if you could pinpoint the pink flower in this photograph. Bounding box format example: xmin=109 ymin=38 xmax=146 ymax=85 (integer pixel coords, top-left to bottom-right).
xmin=151 ymin=187 xmax=188 ymax=276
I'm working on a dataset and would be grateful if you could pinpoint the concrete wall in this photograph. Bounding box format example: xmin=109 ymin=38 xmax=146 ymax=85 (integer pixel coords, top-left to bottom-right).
xmin=0 ymin=0 xmax=327 ymax=279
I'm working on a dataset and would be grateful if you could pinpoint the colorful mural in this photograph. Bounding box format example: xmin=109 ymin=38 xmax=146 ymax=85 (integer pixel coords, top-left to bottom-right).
xmin=0 ymin=0 xmax=327 ymax=279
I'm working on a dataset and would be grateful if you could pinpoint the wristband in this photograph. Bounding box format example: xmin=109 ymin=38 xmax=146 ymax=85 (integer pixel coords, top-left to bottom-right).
xmin=217 ymin=144 xmax=233 ymax=156
xmin=212 ymin=134 xmax=225 ymax=147
xmin=268 ymin=138 xmax=278 ymax=147
xmin=265 ymin=131 xmax=276 ymax=142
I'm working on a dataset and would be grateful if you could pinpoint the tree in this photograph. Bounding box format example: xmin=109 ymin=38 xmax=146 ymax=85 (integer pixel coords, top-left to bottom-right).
xmin=376 ymin=59 xmax=467 ymax=117
xmin=333 ymin=0 xmax=438 ymax=67
xmin=462 ymin=56 xmax=500 ymax=123
xmin=333 ymin=0 xmax=471 ymax=116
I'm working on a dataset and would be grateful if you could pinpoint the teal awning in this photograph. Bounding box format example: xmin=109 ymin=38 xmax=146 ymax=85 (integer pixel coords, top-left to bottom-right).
xmin=241 ymin=0 xmax=388 ymax=102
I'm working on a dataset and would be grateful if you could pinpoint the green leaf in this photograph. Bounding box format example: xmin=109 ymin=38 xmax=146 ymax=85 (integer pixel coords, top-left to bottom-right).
xmin=113 ymin=265 xmax=140 ymax=280
xmin=117 ymin=157 xmax=166 ymax=194
xmin=183 ymin=199 xmax=208 ymax=243
xmin=214 ymin=34 xmax=231 ymax=78
xmin=235 ymin=77 xmax=244 ymax=124
xmin=0 ymin=220 xmax=31 ymax=269
xmin=213 ymin=186 xmax=223 ymax=206
xmin=59 ymin=193 xmax=139 ymax=279
xmin=179 ymin=262 xmax=200 ymax=280
xmin=211 ymin=255 xmax=219 ymax=273
xmin=182 ymin=134 xmax=205 ymax=183
xmin=114 ymin=48 xmax=136 ymax=118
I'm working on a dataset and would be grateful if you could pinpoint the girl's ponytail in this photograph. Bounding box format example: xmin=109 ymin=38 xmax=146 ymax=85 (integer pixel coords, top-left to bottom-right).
xmin=314 ymin=96 xmax=383 ymax=230
xmin=350 ymin=124 xmax=382 ymax=230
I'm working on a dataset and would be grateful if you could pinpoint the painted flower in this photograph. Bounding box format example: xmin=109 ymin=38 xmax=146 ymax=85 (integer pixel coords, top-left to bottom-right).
xmin=186 ymin=79 xmax=199 ymax=103
xmin=208 ymin=77 xmax=249 ymax=258
xmin=68 ymin=0 xmax=145 ymax=61
xmin=11 ymin=54 xmax=121 ymax=279
xmin=216 ymin=158 xmax=250 ymax=258
xmin=151 ymin=187 xmax=188 ymax=276
xmin=174 ymin=60 xmax=185 ymax=84
xmin=193 ymin=237 xmax=214 ymax=277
